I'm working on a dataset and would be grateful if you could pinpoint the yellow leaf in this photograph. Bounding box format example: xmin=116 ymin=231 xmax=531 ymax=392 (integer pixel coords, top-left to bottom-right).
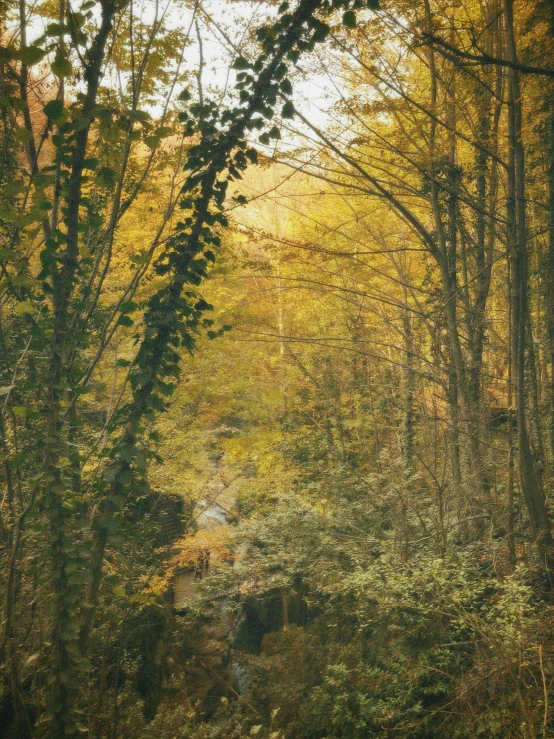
xmin=14 ymin=300 xmax=34 ymax=315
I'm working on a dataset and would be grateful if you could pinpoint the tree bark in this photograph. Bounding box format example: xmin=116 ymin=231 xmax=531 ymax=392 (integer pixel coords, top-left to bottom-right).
xmin=503 ymin=0 xmax=553 ymax=565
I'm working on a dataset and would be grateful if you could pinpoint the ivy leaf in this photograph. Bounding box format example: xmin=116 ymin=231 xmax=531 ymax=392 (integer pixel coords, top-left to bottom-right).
xmin=342 ymin=10 xmax=357 ymax=27
xmin=280 ymin=78 xmax=293 ymax=95
xmin=312 ymin=22 xmax=330 ymax=42
xmin=45 ymin=22 xmax=68 ymax=37
xmin=126 ymin=109 xmax=151 ymax=122
xmin=51 ymin=53 xmax=72 ymax=78
xmin=282 ymin=100 xmax=295 ymax=119
xmin=120 ymin=301 xmax=137 ymax=313
xmin=15 ymin=46 xmax=46 ymax=66
xmin=43 ymin=99 xmax=65 ymax=120
xmin=233 ymin=56 xmax=250 ymax=70
xmin=144 ymin=135 xmax=161 ymax=150
xmin=97 ymin=166 xmax=116 ymax=188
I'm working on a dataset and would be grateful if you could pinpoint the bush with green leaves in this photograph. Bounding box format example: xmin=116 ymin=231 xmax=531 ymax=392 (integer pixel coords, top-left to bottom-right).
xmin=194 ymin=500 xmax=554 ymax=738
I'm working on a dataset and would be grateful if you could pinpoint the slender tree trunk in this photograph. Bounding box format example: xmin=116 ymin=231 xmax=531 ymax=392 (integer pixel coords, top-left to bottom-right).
xmin=503 ymin=0 xmax=553 ymax=565
xmin=423 ymin=0 xmax=489 ymax=504
xmin=548 ymin=101 xmax=554 ymax=465
xmin=507 ymin=267 xmax=517 ymax=571
xmin=43 ymin=5 xmax=118 ymax=733
xmin=402 ymin=308 xmax=416 ymax=476
xmin=544 ymin=0 xmax=554 ymax=471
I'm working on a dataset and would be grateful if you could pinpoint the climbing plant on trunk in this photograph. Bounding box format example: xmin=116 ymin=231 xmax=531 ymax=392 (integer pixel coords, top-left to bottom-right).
xmin=0 ymin=0 xmax=380 ymax=735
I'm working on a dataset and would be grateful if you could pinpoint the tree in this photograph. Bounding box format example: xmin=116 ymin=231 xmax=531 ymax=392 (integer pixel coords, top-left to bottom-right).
xmin=0 ymin=0 xmax=380 ymax=735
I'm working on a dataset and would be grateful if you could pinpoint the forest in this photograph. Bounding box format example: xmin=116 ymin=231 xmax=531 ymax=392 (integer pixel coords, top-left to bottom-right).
xmin=2 ymin=0 xmax=554 ymax=736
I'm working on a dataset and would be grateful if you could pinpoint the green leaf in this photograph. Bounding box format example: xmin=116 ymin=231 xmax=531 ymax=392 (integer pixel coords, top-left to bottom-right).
xmin=7 ymin=97 xmax=27 ymax=112
xmin=312 ymin=22 xmax=330 ymax=42
xmin=14 ymin=127 xmax=33 ymax=142
xmin=1 ymin=178 xmax=25 ymax=193
xmin=13 ymin=274 xmax=34 ymax=288
xmin=15 ymin=46 xmax=46 ymax=66
xmin=14 ymin=300 xmax=35 ymax=315
xmin=43 ymin=99 xmax=64 ymax=120
xmin=233 ymin=56 xmax=250 ymax=70
xmin=0 ymin=247 xmax=16 ymax=261
xmin=112 ymin=585 xmax=126 ymax=597
xmin=342 ymin=10 xmax=357 ymax=28
xmin=45 ymin=23 xmax=68 ymax=37
xmin=282 ymin=100 xmax=294 ymax=119
xmin=83 ymin=157 xmax=99 ymax=170
xmin=280 ymin=79 xmax=292 ymax=95
xmin=73 ymin=116 xmax=90 ymax=131
xmin=97 ymin=166 xmax=116 ymax=188
xmin=144 ymin=135 xmax=161 ymax=150
xmin=51 ymin=53 xmax=72 ymax=79
xmin=126 ymin=108 xmax=151 ymax=122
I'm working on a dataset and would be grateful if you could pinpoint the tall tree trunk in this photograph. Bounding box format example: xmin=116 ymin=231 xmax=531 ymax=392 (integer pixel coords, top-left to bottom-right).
xmin=402 ymin=308 xmax=416 ymax=476
xmin=423 ymin=0 xmax=490 ymax=506
xmin=503 ymin=0 xmax=553 ymax=564
xmin=42 ymin=4 xmax=118 ymax=733
xmin=543 ymin=0 xmax=554 ymax=473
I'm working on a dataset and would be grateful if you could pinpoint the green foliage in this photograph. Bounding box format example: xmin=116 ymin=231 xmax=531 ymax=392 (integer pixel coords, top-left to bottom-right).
xmin=0 ymin=0 xmax=383 ymax=735
xmin=3 ymin=0 xmax=554 ymax=737
xmin=198 ymin=516 xmax=554 ymax=738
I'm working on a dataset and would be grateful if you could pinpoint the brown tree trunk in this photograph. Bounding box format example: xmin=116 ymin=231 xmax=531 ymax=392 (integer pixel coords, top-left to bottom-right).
xmin=503 ymin=0 xmax=553 ymax=565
